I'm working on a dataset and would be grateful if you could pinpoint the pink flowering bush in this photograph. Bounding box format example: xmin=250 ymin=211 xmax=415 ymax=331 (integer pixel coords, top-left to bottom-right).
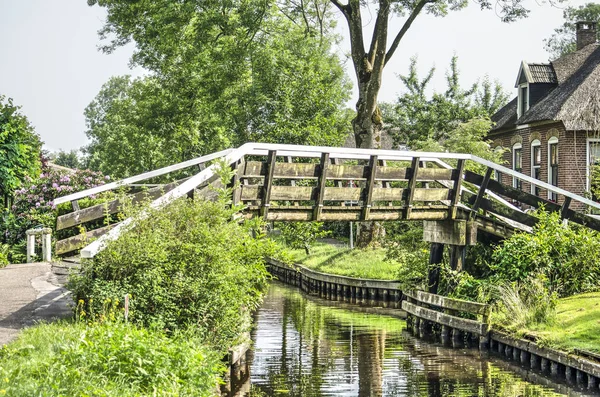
xmin=1 ymin=168 xmax=109 ymax=262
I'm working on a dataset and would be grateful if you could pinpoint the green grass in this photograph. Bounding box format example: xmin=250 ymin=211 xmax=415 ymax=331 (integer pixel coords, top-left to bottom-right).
xmin=524 ymin=292 xmax=600 ymax=353
xmin=0 ymin=321 xmax=223 ymax=396
xmin=280 ymin=240 xmax=401 ymax=280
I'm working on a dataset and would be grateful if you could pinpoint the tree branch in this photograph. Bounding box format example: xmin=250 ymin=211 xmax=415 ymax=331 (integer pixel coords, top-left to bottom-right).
xmin=384 ymin=0 xmax=430 ymax=66
xmin=330 ymin=0 xmax=348 ymax=15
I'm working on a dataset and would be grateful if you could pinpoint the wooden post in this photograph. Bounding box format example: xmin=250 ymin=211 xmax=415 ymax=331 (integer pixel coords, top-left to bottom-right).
xmin=449 ymin=159 xmax=465 ymax=219
xmin=561 ymin=196 xmax=571 ymax=220
xmin=286 ymin=156 xmax=300 ymax=207
xmin=232 ymin=159 xmax=245 ymax=206
xmin=449 ymin=245 xmax=466 ymax=272
xmin=71 ymin=200 xmax=80 ymax=211
xmin=361 ymin=155 xmax=378 ymax=221
xmin=261 ymin=150 xmax=277 ymax=219
xmin=471 ymin=167 xmax=493 ymax=218
xmin=314 ymin=153 xmax=330 ymax=221
xmin=427 ymin=243 xmax=444 ymax=294
xmin=405 ymin=157 xmax=420 ymax=220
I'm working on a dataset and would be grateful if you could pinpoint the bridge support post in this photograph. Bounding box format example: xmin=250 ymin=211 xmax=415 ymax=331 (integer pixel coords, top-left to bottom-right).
xmin=427 ymin=243 xmax=444 ymax=294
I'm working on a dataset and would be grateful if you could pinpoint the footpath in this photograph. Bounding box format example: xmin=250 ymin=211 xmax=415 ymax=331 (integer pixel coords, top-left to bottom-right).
xmin=0 ymin=262 xmax=72 ymax=346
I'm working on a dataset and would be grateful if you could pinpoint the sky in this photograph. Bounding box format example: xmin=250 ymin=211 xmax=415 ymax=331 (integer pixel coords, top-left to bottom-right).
xmin=0 ymin=0 xmax=590 ymax=153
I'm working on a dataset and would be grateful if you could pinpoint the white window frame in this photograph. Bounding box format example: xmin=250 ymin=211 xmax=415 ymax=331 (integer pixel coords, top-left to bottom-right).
xmin=513 ymin=142 xmax=523 ymax=189
xmin=531 ymin=139 xmax=541 ymax=195
xmin=587 ymin=137 xmax=600 ymax=192
xmin=517 ymin=83 xmax=529 ymax=118
xmin=547 ymin=136 xmax=558 ymax=200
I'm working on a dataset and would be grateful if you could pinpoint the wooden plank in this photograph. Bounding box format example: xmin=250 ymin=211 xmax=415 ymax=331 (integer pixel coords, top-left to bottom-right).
xmin=449 ymin=159 xmax=464 ymax=219
xmin=313 ymin=153 xmax=329 ymax=221
xmin=244 ymin=161 xmax=320 ymax=179
xmin=361 ymin=155 xmax=378 ymax=220
xmin=423 ymin=220 xmax=467 ymax=246
xmin=465 ymin=171 xmax=600 ymax=232
xmin=416 ymin=167 xmax=454 ymax=181
xmin=405 ymin=157 xmax=419 ymax=219
xmin=413 ymin=188 xmax=451 ymax=202
xmin=328 ymin=164 xmax=367 ymax=180
xmin=261 ymin=150 xmax=277 ymax=219
xmin=462 ymin=192 xmax=537 ymax=227
xmin=401 ymin=300 xmax=488 ymax=335
xmin=232 ymin=159 xmax=245 ymax=206
xmin=375 ymin=166 xmax=408 ymax=181
xmin=324 ymin=187 xmax=362 ymax=201
xmin=404 ymin=290 xmax=489 ymax=316
xmin=56 ymin=180 xmax=183 ymax=230
xmin=372 ymin=188 xmax=404 ymax=202
xmin=472 ymin=167 xmax=493 ymax=214
xmin=332 ymin=158 xmax=344 ymax=188
xmin=55 ymin=224 xmax=118 ymax=255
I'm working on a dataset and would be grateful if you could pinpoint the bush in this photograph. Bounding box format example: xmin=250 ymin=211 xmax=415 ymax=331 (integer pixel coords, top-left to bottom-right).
xmin=278 ymin=222 xmax=330 ymax=255
xmin=491 ymin=210 xmax=600 ymax=297
xmin=69 ymin=196 xmax=273 ymax=350
xmin=0 ymin=321 xmax=223 ymax=396
xmin=1 ymin=167 xmax=108 ymax=262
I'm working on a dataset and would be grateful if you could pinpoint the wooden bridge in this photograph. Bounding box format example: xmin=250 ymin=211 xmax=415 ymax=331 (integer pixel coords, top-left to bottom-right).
xmin=52 ymin=143 xmax=600 ymax=266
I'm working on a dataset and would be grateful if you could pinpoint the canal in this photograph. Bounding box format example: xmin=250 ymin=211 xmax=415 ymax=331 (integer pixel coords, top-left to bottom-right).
xmin=236 ymin=282 xmax=595 ymax=397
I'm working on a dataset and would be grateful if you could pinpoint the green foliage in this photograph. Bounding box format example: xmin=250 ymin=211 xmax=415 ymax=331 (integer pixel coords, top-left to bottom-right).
xmin=0 ymin=96 xmax=42 ymax=203
xmin=383 ymin=56 xmax=508 ymax=148
xmin=0 ymin=244 xmax=9 ymax=267
xmin=1 ymin=168 xmax=108 ymax=263
xmin=279 ymin=222 xmax=330 ymax=255
xmin=84 ymin=1 xmax=351 ymax=178
xmin=0 ymin=321 xmax=223 ymax=396
xmin=384 ymin=222 xmax=430 ymax=290
xmin=69 ymin=195 xmax=273 ymax=349
xmin=50 ymin=149 xmax=83 ymax=170
xmin=492 ymin=274 xmax=558 ymax=331
xmin=491 ymin=210 xmax=600 ymax=297
xmin=544 ymin=3 xmax=600 ymax=59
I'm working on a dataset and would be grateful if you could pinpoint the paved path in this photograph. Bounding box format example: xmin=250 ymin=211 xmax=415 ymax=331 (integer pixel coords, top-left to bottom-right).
xmin=0 ymin=262 xmax=72 ymax=346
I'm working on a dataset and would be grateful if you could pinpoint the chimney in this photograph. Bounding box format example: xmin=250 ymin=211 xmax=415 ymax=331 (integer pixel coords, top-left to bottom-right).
xmin=576 ymin=21 xmax=597 ymax=50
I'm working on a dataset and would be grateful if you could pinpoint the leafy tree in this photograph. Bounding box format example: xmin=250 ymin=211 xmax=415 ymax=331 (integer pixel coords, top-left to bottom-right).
xmin=330 ymin=0 xmax=529 ymax=151
xmin=0 ymin=96 xmax=42 ymax=207
xmin=383 ymin=56 xmax=508 ymax=148
xmin=544 ymin=3 xmax=600 ymax=59
xmin=51 ymin=149 xmax=82 ymax=169
xmin=85 ymin=0 xmax=352 ymax=178
xmin=279 ymin=222 xmax=330 ymax=255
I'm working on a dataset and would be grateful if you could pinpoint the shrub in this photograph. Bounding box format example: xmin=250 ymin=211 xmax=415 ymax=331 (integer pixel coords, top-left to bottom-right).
xmin=1 ymin=167 xmax=108 ymax=262
xmin=0 ymin=321 xmax=223 ymax=396
xmin=69 ymin=196 xmax=273 ymax=350
xmin=491 ymin=210 xmax=600 ymax=297
xmin=279 ymin=222 xmax=330 ymax=255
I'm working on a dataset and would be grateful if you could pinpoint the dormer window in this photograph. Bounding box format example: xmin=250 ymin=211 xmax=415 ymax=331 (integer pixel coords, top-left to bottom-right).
xmin=518 ymin=83 xmax=529 ymax=118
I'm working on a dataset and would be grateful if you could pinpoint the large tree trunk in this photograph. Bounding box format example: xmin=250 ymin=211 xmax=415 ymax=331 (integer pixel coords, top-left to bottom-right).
xmin=354 ymin=84 xmax=386 ymax=247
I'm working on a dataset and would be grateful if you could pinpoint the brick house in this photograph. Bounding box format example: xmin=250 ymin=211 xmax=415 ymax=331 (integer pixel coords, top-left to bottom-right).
xmin=489 ymin=22 xmax=600 ymax=210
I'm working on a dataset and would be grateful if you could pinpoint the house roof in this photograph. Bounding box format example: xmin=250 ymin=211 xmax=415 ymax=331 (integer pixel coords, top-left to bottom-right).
xmin=491 ymin=43 xmax=600 ymax=132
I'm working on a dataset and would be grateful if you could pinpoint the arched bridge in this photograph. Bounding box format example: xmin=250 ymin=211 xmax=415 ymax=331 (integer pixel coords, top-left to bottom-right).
xmin=52 ymin=143 xmax=600 ymax=263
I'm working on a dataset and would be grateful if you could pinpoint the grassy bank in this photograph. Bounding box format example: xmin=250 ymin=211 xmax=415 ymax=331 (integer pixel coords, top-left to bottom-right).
xmin=0 ymin=321 xmax=223 ymax=396
xmin=523 ymin=292 xmax=600 ymax=354
xmin=280 ymin=240 xmax=400 ymax=280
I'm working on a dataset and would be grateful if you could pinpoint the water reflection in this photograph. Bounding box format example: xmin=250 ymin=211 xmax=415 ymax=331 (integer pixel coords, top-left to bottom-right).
xmin=241 ymin=283 xmax=589 ymax=396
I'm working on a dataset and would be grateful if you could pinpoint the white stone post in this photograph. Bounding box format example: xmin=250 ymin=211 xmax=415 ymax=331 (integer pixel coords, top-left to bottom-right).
xmin=41 ymin=228 xmax=52 ymax=262
xmin=26 ymin=231 xmax=36 ymax=263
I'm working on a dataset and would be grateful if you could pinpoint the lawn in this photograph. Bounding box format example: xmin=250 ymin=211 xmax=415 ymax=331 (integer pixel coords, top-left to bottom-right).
xmin=524 ymin=292 xmax=600 ymax=353
xmin=279 ymin=240 xmax=401 ymax=280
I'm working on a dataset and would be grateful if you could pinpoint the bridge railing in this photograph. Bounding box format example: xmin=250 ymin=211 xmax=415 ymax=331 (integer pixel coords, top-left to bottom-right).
xmin=53 ymin=143 xmax=600 ymax=259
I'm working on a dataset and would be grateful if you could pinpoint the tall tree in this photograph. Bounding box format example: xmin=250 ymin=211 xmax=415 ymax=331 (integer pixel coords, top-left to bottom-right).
xmin=383 ymin=56 xmax=508 ymax=147
xmin=51 ymin=149 xmax=82 ymax=170
xmin=544 ymin=3 xmax=600 ymax=59
xmin=87 ymin=0 xmax=352 ymax=178
xmin=330 ymin=0 xmax=529 ymax=151
xmin=0 ymin=96 xmax=42 ymax=207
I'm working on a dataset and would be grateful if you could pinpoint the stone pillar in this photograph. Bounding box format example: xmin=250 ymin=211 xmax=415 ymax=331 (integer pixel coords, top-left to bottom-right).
xmin=26 ymin=232 xmax=36 ymax=263
xmin=42 ymin=228 xmax=52 ymax=262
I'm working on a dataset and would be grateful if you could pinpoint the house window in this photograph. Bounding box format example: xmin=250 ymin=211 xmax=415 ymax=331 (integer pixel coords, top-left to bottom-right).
xmin=531 ymin=140 xmax=541 ymax=196
xmin=493 ymin=146 xmax=504 ymax=184
xmin=513 ymin=142 xmax=522 ymax=190
xmin=518 ymin=84 xmax=529 ymax=117
xmin=589 ymin=140 xmax=600 ymax=199
xmin=548 ymin=137 xmax=558 ymax=201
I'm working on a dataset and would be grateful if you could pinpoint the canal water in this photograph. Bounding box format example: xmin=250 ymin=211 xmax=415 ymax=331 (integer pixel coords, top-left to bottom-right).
xmin=238 ymin=282 xmax=594 ymax=397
